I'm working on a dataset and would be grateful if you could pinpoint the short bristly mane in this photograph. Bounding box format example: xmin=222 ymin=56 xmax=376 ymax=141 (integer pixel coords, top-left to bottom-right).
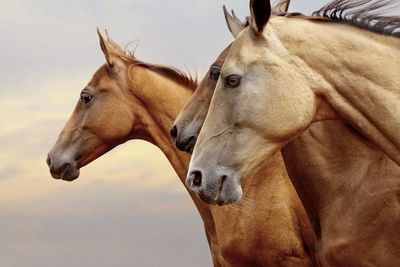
xmin=114 ymin=47 xmax=197 ymax=91
xmin=134 ymin=60 xmax=198 ymax=91
xmin=276 ymin=0 xmax=400 ymax=38
xmin=312 ymin=0 xmax=400 ymax=38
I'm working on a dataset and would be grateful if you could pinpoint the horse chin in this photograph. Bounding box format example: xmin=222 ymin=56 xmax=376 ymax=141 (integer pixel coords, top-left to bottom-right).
xmin=60 ymin=166 xmax=80 ymax=182
xmin=216 ymin=183 xmax=242 ymax=206
xmin=185 ymin=142 xmax=195 ymax=154
xmin=196 ymin=178 xmax=243 ymax=206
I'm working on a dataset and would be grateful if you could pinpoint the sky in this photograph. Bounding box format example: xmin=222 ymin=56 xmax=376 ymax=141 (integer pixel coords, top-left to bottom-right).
xmin=0 ymin=1 xmax=330 ymax=266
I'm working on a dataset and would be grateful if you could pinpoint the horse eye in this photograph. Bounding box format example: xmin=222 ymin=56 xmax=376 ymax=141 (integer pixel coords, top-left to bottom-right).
xmin=80 ymin=93 xmax=93 ymax=104
xmin=225 ymin=75 xmax=241 ymax=88
xmin=209 ymin=67 xmax=221 ymax=81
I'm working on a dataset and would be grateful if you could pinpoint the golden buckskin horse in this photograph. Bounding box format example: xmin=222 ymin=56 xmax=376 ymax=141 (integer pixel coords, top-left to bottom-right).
xmin=185 ymin=0 xmax=400 ymax=266
xmin=46 ymin=28 xmax=318 ymax=266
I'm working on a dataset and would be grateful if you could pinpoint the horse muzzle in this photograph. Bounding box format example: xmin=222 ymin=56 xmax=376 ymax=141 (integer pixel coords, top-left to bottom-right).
xmin=46 ymin=153 xmax=80 ymax=181
xmin=186 ymin=167 xmax=243 ymax=206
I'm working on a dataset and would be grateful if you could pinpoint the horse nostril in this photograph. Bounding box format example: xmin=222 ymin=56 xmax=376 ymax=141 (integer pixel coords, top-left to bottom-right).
xmin=170 ymin=125 xmax=178 ymax=141
xmin=62 ymin=163 xmax=71 ymax=171
xmin=189 ymin=170 xmax=202 ymax=187
xmin=46 ymin=154 xmax=51 ymax=167
xmin=221 ymin=175 xmax=227 ymax=183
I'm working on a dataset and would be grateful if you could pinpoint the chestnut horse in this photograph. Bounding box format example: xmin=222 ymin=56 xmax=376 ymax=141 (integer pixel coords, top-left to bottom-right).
xmin=185 ymin=0 xmax=400 ymax=266
xmin=47 ymin=30 xmax=317 ymax=266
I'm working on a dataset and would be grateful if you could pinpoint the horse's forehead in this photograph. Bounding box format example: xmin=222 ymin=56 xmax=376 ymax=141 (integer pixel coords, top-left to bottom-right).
xmin=222 ymin=47 xmax=255 ymax=73
xmin=228 ymin=31 xmax=261 ymax=65
xmin=89 ymin=65 xmax=112 ymax=87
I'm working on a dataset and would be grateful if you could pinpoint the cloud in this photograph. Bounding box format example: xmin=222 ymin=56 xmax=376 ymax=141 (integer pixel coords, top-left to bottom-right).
xmin=0 ymin=185 xmax=210 ymax=267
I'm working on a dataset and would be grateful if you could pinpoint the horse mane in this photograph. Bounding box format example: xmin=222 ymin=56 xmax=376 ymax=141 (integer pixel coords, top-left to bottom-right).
xmin=312 ymin=0 xmax=400 ymax=38
xmin=108 ymin=41 xmax=197 ymax=91
xmin=133 ymin=60 xmax=198 ymax=91
xmin=275 ymin=0 xmax=400 ymax=38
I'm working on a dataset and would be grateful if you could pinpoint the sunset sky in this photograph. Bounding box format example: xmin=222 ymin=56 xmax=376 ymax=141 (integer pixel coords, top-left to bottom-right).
xmin=0 ymin=1 xmax=327 ymax=266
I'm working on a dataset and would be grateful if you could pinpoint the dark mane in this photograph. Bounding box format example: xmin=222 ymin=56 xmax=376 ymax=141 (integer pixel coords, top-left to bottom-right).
xmin=112 ymin=46 xmax=197 ymax=91
xmin=134 ymin=60 xmax=198 ymax=91
xmin=311 ymin=0 xmax=400 ymax=38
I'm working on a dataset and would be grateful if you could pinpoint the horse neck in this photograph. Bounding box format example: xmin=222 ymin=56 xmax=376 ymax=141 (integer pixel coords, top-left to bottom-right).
xmin=277 ymin=17 xmax=400 ymax=165
xmin=124 ymin=65 xmax=218 ymax=247
xmin=283 ymin=120 xmax=400 ymax=241
xmin=126 ymin=65 xmax=193 ymax=179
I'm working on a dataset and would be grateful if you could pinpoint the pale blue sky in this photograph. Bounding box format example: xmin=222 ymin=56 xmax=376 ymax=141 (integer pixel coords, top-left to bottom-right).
xmin=0 ymin=1 xmax=333 ymax=266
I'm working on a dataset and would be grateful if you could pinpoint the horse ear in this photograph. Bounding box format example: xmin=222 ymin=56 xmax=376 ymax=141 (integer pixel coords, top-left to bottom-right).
xmin=249 ymin=0 xmax=272 ymax=35
xmin=223 ymin=5 xmax=245 ymax=38
xmin=272 ymin=0 xmax=290 ymax=14
xmin=97 ymin=28 xmax=114 ymax=67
